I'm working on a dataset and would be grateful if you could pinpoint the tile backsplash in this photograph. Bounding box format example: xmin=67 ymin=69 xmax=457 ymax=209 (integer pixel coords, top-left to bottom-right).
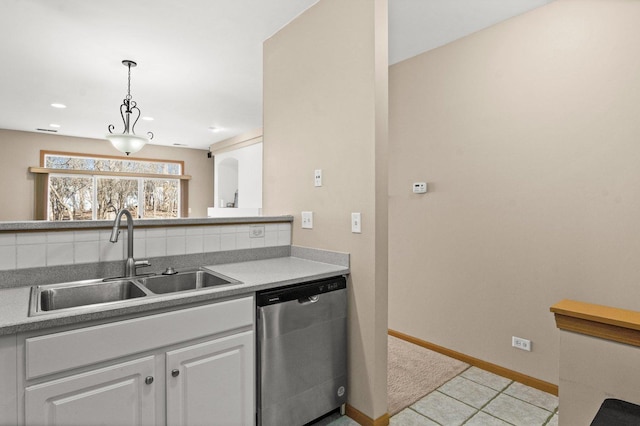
xmin=0 ymin=223 xmax=291 ymax=271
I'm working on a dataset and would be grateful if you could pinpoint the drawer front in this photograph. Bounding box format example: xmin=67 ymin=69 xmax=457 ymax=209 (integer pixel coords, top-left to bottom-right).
xmin=26 ymin=296 xmax=253 ymax=380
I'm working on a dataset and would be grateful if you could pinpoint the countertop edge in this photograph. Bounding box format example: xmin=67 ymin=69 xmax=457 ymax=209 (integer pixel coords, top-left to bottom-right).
xmin=0 ymin=215 xmax=294 ymax=232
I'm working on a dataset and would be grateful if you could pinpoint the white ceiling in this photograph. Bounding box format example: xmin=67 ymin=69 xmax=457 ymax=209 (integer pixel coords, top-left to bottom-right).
xmin=0 ymin=0 xmax=553 ymax=151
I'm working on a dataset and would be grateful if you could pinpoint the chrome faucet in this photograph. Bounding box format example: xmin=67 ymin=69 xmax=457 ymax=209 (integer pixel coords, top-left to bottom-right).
xmin=109 ymin=208 xmax=150 ymax=277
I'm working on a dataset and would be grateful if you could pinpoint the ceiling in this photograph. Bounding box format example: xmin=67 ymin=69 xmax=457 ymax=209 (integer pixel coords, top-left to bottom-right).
xmin=0 ymin=0 xmax=553 ymax=151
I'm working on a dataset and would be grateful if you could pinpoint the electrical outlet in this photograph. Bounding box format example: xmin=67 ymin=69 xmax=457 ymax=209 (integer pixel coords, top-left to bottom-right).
xmin=413 ymin=182 xmax=427 ymax=194
xmin=301 ymin=211 xmax=313 ymax=229
xmin=512 ymin=336 xmax=531 ymax=352
xmin=250 ymin=225 xmax=265 ymax=238
xmin=314 ymin=169 xmax=322 ymax=187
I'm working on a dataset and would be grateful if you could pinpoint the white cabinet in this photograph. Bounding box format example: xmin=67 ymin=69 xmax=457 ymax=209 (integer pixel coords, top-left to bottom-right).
xmin=0 ymin=334 xmax=18 ymax=426
xmin=18 ymin=296 xmax=255 ymax=426
xmin=25 ymin=356 xmax=157 ymax=426
xmin=167 ymin=330 xmax=255 ymax=426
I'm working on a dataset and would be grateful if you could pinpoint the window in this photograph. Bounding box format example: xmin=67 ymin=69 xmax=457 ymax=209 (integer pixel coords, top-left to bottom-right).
xmin=44 ymin=155 xmax=182 ymax=175
xmin=49 ymin=175 xmax=93 ymax=220
xmin=143 ymin=179 xmax=180 ymax=218
xmin=95 ymin=177 xmax=139 ymax=219
xmin=31 ymin=151 xmax=190 ymax=221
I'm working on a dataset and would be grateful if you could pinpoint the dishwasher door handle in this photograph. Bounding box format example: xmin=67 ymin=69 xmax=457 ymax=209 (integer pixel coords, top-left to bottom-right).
xmin=298 ymin=294 xmax=320 ymax=305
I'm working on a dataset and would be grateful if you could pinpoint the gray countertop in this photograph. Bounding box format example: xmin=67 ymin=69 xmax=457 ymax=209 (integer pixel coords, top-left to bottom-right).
xmin=0 ymin=254 xmax=349 ymax=336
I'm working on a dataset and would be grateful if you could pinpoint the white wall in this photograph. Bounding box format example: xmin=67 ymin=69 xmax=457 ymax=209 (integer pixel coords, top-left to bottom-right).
xmin=214 ymin=143 xmax=262 ymax=209
xmin=558 ymin=330 xmax=640 ymax=424
xmin=217 ymin=157 xmax=239 ymax=207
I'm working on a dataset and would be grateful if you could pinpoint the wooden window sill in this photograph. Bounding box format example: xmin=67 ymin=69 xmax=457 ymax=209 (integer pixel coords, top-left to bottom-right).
xmin=29 ymin=167 xmax=191 ymax=180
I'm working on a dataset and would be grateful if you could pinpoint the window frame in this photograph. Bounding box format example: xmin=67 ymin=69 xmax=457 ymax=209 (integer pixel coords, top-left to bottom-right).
xmin=31 ymin=150 xmax=191 ymax=221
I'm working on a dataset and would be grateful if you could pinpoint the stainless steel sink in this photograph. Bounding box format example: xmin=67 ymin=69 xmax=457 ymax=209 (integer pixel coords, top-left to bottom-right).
xmin=138 ymin=270 xmax=237 ymax=294
xmin=34 ymin=280 xmax=147 ymax=313
xmin=29 ymin=269 xmax=240 ymax=316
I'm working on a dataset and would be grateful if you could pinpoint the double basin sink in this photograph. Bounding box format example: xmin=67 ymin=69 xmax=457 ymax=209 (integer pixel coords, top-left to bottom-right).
xmin=30 ymin=270 xmax=239 ymax=316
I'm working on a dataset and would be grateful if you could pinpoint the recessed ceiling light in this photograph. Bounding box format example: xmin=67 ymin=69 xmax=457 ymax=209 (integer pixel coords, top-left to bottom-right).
xmin=142 ymin=116 xmax=154 ymax=121
xmin=49 ymin=123 xmax=61 ymax=128
xmin=50 ymin=103 xmax=66 ymax=109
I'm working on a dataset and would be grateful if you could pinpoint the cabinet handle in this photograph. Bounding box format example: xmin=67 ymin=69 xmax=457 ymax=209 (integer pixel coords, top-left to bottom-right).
xmin=171 ymin=369 xmax=180 ymax=377
xmin=145 ymin=376 xmax=154 ymax=385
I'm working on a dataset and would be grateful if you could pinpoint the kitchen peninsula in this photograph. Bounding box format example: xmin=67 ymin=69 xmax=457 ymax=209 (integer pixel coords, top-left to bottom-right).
xmin=0 ymin=216 xmax=350 ymax=425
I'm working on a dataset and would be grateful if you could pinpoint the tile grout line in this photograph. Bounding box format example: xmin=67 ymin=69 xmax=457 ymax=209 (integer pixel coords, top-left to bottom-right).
xmin=460 ymin=370 xmax=559 ymax=417
xmin=541 ymin=411 xmax=555 ymax=426
xmin=408 ymin=370 xmax=513 ymax=426
xmin=460 ymin=370 xmax=513 ymax=393
xmin=456 ymin=371 xmax=514 ymax=422
xmin=406 ymin=405 xmax=442 ymax=425
xmin=402 ymin=372 xmax=477 ymax=425
xmin=460 ymin=379 xmax=516 ymax=426
xmin=440 ymin=371 xmax=557 ymax=426
xmin=541 ymin=407 xmax=560 ymax=426
xmin=471 ymin=381 xmax=558 ymax=425
xmin=500 ymin=385 xmax=559 ymax=417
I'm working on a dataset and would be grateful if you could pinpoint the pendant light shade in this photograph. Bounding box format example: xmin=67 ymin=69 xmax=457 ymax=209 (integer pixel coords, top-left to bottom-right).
xmin=106 ymin=133 xmax=148 ymax=156
xmin=106 ymin=60 xmax=153 ymax=155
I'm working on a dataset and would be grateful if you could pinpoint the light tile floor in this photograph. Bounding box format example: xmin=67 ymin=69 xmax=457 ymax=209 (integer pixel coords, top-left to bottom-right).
xmin=319 ymin=366 xmax=559 ymax=426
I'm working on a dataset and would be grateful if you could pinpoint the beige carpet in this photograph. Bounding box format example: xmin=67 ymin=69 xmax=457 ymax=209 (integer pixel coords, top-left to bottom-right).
xmin=387 ymin=335 xmax=469 ymax=416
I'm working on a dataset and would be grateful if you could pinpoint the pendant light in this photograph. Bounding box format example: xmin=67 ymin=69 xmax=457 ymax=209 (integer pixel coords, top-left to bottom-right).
xmin=106 ymin=60 xmax=154 ymax=155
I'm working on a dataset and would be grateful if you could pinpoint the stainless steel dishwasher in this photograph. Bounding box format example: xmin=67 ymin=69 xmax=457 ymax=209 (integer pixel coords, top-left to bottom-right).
xmin=256 ymin=275 xmax=347 ymax=426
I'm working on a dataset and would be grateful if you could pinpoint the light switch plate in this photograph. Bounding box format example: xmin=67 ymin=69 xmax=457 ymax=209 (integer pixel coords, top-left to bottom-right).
xmin=351 ymin=212 xmax=361 ymax=233
xmin=314 ymin=169 xmax=322 ymax=187
xmin=301 ymin=211 xmax=313 ymax=229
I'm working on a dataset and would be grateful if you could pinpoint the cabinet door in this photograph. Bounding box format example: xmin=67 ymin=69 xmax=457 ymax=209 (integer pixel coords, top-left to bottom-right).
xmin=166 ymin=330 xmax=255 ymax=426
xmin=0 ymin=335 xmax=17 ymax=426
xmin=25 ymin=356 xmax=157 ymax=426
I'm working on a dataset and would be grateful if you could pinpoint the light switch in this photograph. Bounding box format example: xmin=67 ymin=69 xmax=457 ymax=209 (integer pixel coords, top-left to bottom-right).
xmin=351 ymin=212 xmax=361 ymax=233
xmin=314 ymin=169 xmax=322 ymax=187
xmin=302 ymin=211 xmax=313 ymax=229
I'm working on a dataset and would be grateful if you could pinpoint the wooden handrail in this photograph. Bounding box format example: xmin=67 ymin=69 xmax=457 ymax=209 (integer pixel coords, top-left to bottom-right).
xmin=551 ymin=299 xmax=640 ymax=347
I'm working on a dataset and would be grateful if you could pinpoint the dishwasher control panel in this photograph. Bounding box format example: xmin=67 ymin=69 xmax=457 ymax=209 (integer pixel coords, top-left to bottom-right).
xmin=256 ymin=276 xmax=347 ymax=306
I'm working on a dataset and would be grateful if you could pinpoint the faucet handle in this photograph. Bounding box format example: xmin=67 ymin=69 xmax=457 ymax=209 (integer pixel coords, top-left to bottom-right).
xmin=135 ymin=259 xmax=151 ymax=269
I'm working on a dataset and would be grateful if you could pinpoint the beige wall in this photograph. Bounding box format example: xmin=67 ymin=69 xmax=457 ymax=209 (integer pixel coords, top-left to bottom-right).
xmin=263 ymin=0 xmax=389 ymax=420
xmin=558 ymin=331 xmax=640 ymax=425
xmin=0 ymin=129 xmax=213 ymax=220
xmin=388 ymin=0 xmax=640 ymax=386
